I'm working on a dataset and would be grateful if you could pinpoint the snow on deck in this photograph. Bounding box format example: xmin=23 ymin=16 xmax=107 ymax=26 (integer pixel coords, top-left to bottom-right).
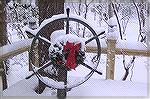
xmin=68 ymin=78 xmax=147 ymax=96
xmin=3 ymin=76 xmax=147 ymax=96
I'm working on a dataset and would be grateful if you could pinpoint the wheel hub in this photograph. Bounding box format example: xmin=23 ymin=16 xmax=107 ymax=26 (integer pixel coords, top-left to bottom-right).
xmin=49 ymin=34 xmax=85 ymax=70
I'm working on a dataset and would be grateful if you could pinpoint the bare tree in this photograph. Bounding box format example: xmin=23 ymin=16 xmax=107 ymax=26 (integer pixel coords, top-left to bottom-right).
xmin=6 ymin=0 xmax=39 ymax=41
xmin=132 ymin=0 xmax=147 ymax=43
xmin=82 ymin=0 xmax=94 ymax=37
xmin=67 ymin=0 xmax=94 ymax=37
xmin=0 ymin=0 xmax=8 ymax=90
xmin=69 ymin=0 xmax=82 ymax=35
xmin=36 ymin=1 xmax=65 ymax=98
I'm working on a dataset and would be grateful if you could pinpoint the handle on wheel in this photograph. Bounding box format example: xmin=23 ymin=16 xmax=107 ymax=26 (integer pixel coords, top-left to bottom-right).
xmin=81 ymin=62 xmax=102 ymax=75
xmin=66 ymin=8 xmax=70 ymax=34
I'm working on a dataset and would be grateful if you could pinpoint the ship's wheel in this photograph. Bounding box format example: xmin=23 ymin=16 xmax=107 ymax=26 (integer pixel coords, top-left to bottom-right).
xmin=26 ymin=8 xmax=104 ymax=91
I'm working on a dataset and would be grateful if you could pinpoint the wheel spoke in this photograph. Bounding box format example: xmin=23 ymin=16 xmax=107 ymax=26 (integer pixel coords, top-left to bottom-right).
xmin=26 ymin=60 xmax=52 ymax=79
xmin=85 ymin=31 xmax=105 ymax=44
xmin=80 ymin=62 xmax=102 ymax=75
xmin=26 ymin=31 xmax=51 ymax=45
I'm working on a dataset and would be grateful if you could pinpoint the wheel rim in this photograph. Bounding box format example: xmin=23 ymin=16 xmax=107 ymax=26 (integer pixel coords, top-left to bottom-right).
xmin=29 ymin=14 xmax=101 ymax=89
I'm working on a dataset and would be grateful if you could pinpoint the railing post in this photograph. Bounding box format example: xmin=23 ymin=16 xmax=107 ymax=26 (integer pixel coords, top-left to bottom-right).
xmin=106 ymin=39 xmax=116 ymax=80
xmin=106 ymin=14 xmax=118 ymax=80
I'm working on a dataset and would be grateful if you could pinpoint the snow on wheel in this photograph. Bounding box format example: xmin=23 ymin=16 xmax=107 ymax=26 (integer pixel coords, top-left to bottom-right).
xmin=27 ymin=10 xmax=104 ymax=90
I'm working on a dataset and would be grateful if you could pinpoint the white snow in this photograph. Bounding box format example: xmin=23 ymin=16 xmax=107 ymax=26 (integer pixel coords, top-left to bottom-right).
xmin=86 ymin=38 xmax=147 ymax=51
xmin=0 ymin=38 xmax=32 ymax=60
xmin=108 ymin=16 xmax=118 ymax=26
xmin=116 ymin=40 xmax=147 ymax=50
xmin=68 ymin=78 xmax=147 ymax=96
xmin=23 ymin=26 xmax=38 ymax=36
xmin=50 ymin=30 xmax=66 ymax=43
xmin=3 ymin=53 xmax=148 ymax=96
xmin=3 ymin=76 xmax=55 ymax=96
xmin=3 ymin=76 xmax=147 ymax=96
xmin=106 ymin=17 xmax=119 ymax=40
xmin=53 ymin=33 xmax=85 ymax=51
xmin=24 ymin=14 xmax=105 ymax=36
xmin=2 ymin=3 xmax=148 ymax=97
xmin=40 ymin=77 xmax=65 ymax=89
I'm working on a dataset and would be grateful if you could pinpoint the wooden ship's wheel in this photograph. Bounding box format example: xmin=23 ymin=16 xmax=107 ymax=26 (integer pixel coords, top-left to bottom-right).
xmin=26 ymin=8 xmax=104 ymax=95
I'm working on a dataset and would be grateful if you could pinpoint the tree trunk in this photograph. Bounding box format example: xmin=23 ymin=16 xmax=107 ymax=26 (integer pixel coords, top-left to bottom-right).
xmin=0 ymin=0 xmax=8 ymax=90
xmin=36 ymin=0 xmax=65 ymax=96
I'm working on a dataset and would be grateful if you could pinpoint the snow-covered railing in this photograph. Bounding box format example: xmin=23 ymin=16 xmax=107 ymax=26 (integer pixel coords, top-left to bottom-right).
xmin=0 ymin=38 xmax=149 ymax=62
xmin=86 ymin=39 xmax=150 ymax=56
xmin=0 ymin=39 xmax=32 ymax=61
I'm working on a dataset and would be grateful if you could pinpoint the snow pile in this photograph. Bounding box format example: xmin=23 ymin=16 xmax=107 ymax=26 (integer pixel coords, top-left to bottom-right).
xmin=106 ymin=16 xmax=119 ymax=40
xmin=50 ymin=30 xmax=66 ymax=43
xmin=108 ymin=16 xmax=118 ymax=26
xmin=23 ymin=26 xmax=37 ymax=36
xmin=53 ymin=33 xmax=85 ymax=51
xmin=117 ymin=40 xmax=147 ymax=50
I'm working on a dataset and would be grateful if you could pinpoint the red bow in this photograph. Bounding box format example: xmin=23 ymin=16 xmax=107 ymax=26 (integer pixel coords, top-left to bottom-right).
xmin=64 ymin=41 xmax=81 ymax=69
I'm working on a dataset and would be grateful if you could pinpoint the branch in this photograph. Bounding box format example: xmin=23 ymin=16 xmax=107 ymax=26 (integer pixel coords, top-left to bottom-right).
xmin=87 ymin=0 xmax=94 ymax=7
xmin=120 ymin=14 xmax=130 ymax=21
xmin=122 ymin=55 xmax=129 ymax=81
xmin=130 ymin=61 xmax=135 ymax=81
xmin=122 ymin=56 xmax=136 ymax=81
xmin=121 ymin=50 xmax=136 ymax=81
xmin=111 ymin=2 xmax=123 ymax=40
xmin=17 ymin=26 xmax=26 ymax=39
xmin=132 ymin=0 xmax=142 ymax=41
xmin=71 ymin=0 xmax=79 ymax=15
xmin=121 ymin=16 xmax=130 ymax=35
xmin=78 ymin=0 xmax=82 ymax=16
xmin=94 ymin=6 xmax=113 ymax=28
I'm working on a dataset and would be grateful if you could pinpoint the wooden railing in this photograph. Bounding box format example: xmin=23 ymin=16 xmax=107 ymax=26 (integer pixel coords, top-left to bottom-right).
xmin=0 ymin=38 xmax=149 ymax=79
xmin=0 ymin=39 xmax=32 ymax=61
